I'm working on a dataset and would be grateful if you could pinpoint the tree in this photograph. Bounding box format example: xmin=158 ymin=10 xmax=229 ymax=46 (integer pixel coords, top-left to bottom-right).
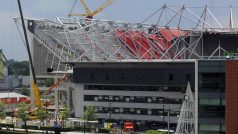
xmin=8 ymin=60 xmax=29 ymax=76
xmin=61 ymin=106 xmax=70 ymax=128
xmin=17 ymin=103 xmax=29 ymax=132
xmin=45 ymin=78 xmax=54 ymax=87
xmin=36 ymin=107 xmax=47 ymax=127
xmin=0 ymin=101 xmax=6 ymax=129
xmin=20 ymin=86 xmax=29 ymax=96
xmin=83 ymin=105 xmax=96 ymax=121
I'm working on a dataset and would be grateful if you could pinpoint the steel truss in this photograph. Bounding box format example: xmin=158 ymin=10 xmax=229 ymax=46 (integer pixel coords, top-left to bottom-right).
xmin=14 ymin=5 xmax=238 ymax=71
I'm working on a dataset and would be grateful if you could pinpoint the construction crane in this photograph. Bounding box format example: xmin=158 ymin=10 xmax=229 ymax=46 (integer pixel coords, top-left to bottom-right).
xmin=68 ymin=0 xmax=115 ymax=19
xmin=17 ymin=0 xmax=69 ymax=108
xmin=17 ymin=0 xmax=41 ymax=107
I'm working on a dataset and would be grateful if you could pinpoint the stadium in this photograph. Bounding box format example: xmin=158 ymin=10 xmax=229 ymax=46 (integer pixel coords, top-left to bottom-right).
xmin=14 ymin=5 xmax=238 ymax=134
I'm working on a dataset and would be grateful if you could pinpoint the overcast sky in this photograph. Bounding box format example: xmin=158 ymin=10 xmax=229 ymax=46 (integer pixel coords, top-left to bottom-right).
xmin=0 ymin=0 xmax=237 ymax=61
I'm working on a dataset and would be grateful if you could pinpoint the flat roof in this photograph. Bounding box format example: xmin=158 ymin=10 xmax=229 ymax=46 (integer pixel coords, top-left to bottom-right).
xmin=0 ymin=92 xmax=27 ymax=99
xmin=62 ymin=59 xmax=197 ymax=68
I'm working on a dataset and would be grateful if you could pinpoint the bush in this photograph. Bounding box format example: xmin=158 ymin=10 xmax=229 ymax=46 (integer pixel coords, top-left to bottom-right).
xmin=98 ymin=128 xmax=111 ymax=133
xmin=0 ymin=123 xmax=14 ymax=128
xmin=146 ymin=130 xmax=166 ymax=134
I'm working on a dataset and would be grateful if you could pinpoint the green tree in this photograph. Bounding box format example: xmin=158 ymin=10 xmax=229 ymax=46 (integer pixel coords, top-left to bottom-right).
xmin=20 ymin=86 xmax=29 ymax=96
xmin=146 ymin=130 xmax=166 ymax=134
xmin=83 ymin=105 xmax=96 ymax=121
xmin=45 ymin=78 xmax=54 ymax=87
xmin=36 ymin=107 xmax=47 ymax=127
xmin=61 ymin=106 xmax=70 ymax=128
xmin=8 ymin=60 xmax=29 ymax=76
xmin=0 ymin=101 xmax=5 ymax=129
xmin=17 ymin=103 xmax=29 ymax=131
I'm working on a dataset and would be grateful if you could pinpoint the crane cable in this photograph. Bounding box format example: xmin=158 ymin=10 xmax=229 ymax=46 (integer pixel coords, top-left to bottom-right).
xmin=68 ymin=0 xmax=78 ymax=17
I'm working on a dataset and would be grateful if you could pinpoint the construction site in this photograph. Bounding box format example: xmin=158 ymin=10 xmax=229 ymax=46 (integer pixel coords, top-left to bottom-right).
xmin=1 ymin=0 xmax=238 ymax=134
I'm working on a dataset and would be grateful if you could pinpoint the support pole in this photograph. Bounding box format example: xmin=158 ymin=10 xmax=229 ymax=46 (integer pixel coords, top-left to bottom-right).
xmin=168 ymin=107 xmax=170 ymax=134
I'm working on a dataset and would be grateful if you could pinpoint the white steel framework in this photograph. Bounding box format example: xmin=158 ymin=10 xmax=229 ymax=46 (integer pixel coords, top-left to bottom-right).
xmin=14 ymin=5 xmax=238 ymax=73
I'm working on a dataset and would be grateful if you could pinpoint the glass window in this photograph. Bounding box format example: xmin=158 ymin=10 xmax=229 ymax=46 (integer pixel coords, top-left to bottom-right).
xmin=137 ymin=109 xmax=141 ymax=114
xmin=221 ymin=99 xmax=226 ymax=105
xmin=94 ymin=97 xmax=98 ymax=101
xmin=221 ymin=125 xmax=225 ymax=131
xmin=120 ymin=108 xmax=123 ymax=113
xmin=109 ymin=96 xmax=113 ymax=100
xmin=130 ymin=108 xmax=134 ymax=112
xmin=199 ymin=124 xmax=209 ymax=131
xmin=210 ymin=99 xmax=220 ymax=105
xmin=152 ymin=97 xmax=156 ymax=101
xmin=169 ymin=73 xmax=173 ymax=81
xmin=200 ymin=99 xmax=209 ymax=105
xmin=210 ymin=125 xmax=220 ymax=131
xmin=126 ymin=97 xmax=130 ymax=102
xmin=148 ymin=98 xmax=152 ymax=103
xmin=130 ymin=96 xmax=134 ymax=100
xmin=148 ymin=109 xmax=152 ymax=115
xmin=99 ymin=96 xmax=102 ymax=100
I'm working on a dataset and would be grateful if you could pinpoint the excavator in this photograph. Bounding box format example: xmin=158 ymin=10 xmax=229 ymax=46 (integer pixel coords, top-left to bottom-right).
xmin=68 ymin=0 xmax=115 ymax=19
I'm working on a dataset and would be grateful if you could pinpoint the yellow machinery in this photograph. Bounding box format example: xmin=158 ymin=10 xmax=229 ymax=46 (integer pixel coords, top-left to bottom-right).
xmin=68 ymin=0 xmax=115 ymax=18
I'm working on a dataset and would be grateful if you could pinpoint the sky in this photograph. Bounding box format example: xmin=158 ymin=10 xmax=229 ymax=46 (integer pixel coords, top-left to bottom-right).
xmin=0 ymin=0 xmax=237 ymax=61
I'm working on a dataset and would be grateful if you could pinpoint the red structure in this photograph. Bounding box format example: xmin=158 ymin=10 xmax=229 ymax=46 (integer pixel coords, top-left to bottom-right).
xmin=116 ymin=28 xmax=186 ymax=59
xmin=225 ymin=60 xmax=238 ymax=134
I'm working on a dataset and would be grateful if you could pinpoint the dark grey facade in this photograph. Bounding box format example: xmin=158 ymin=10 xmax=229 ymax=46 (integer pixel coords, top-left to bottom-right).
xmin=198 ymin=60 xmax=225 ymax=134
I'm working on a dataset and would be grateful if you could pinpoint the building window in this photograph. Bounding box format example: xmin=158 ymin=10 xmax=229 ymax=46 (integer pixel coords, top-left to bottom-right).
xmin=137 ymin=109 xmax=141 ymax=114
xmin=121 ymin=73 xmax=125 ymax=80
xmin=221 ymin=125 xmax=225 ymax=131
xmin=153 ymin=73 xmax=158 ymax=81
xmin=210 ymin=125 xmax=220 ymax=131
xmin=94 ymin=97 xmax=98 ymax=101
xmin=148 ymin=98 xmax=152 ymax=103
xmin=148 ymin=109 xmax=152 ymax=115
xmin=90 ymin=74 xmax=95 ymax=80
xmin=186 ymin=73 xmax=191 ymax=82
xmin=169 ymin=73 xmax=173 ymax=81
xmin=199 ymin=124 xmax=209 ymax=131
xmin=105 ymin=74 xmax=109 ymax=80
xmin=109 ymin=96 xmax=113 ymax=101
xmin=115 ymin=109 xmax=119 ymax=113
xmin=115 ymin=97 xmax=119 ymax=101
xmin=126 ymin=97 xmax=130 ymax=102
xmin=210 ymin=99 xmax=220 ymax=105
xmin=200 ymin=99 xmax=209 ymax=105
xmin=99 ymin=96 xmax=102 ymax=100
xmin=130 ymin=108 xmax=134 ymax=112
xmin=221 ymin=99 xmax=225 ymax=105
xmin=130 ymin=96 xmax=134 ymax=100
xmin=120 ymin=108 xmax=123 ymax=113
xmin=137 ymin=73 xmax=141 ymax=80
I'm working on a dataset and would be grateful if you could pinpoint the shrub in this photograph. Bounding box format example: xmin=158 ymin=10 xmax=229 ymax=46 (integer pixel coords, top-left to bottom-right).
xmin=99 ymin=128 xmax=111 ymax=133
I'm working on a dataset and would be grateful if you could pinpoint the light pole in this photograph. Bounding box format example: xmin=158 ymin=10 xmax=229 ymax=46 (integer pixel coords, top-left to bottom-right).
xmin=167 ymin=107 xmax=170 ymax=134
xmin=163 ymin=104 xmax=165 ymax=129
xmin=108 ymin=102 xmax=112 ymax=128
xmin=120 ymin=117 xmax=123 ymax=134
